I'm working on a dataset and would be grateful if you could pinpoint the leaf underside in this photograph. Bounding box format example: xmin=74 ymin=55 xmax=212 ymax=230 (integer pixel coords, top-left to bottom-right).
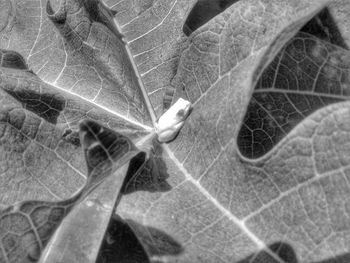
xmin=238 ymin=31 xmax=350 ymax=159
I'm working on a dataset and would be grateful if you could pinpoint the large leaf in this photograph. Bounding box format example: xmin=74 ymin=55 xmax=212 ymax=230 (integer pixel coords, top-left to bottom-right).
xmin=2 ymin=0 xmax=350 ymax=262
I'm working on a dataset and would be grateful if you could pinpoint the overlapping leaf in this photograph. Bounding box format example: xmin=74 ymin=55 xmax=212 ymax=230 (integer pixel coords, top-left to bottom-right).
xmin=2 ymin=0 xmax=350 ymax=262
xmin=0 ymin=49 xmax=148 ymax=206
xmin=0 ymin=117 xmax=139 ymax=262
xmin=39 ymin=120 xmax=139 ymax=263
xmin=112 ymin=0 xmax=350 ymax=262
xmin=0 ymin=45 xmax=149 ymax=262
xmin=238 ymin=31 xmax=350 ymax=158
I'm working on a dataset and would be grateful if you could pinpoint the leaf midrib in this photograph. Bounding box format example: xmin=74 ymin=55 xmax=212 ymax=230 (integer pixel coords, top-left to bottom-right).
xmin=47 ymin=81 xmax=153 ymax=131
xmin=112 ymin=16 xmax=158 ymax=127
xmin=36 ymin=2 xmax=157 ymax=129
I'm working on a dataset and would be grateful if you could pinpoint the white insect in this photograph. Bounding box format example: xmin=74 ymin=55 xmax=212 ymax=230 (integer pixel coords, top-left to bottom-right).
xmin=155 ymin=98 xmax=192 ymax=143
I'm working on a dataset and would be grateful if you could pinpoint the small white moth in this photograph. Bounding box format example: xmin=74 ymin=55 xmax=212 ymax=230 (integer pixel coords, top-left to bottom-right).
xmin=155 ymin=98 xmax=192 ymax=143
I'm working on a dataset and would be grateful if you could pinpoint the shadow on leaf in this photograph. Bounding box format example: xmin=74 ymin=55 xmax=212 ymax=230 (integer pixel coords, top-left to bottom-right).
xmin=4 ymin=89 xmax=66 ymax=124
xmin=183 ymin=0 xmax=240 ymax=36
xmin=237 ymin=242 xmax=297 ymax=263
xmin=98 ymin=215 xmax=184 ymax=263
xmin=0 ymin=49 xmax=66 ymax=125
xmin=97 ymin=215 xmax=150 ymax=263
xmin=238 ymin=241 xmax=350 ymax=263
xmin=126 ymin=218 xmax=183 ymax=257
xmin=121 ymin=140 xmax=172 ymax=195
xmin=300 ymin=7 xmax=349 ymax=50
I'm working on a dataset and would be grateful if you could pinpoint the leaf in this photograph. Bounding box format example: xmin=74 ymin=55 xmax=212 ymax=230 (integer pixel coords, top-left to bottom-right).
xmin=1 ymin=0 xmax=153 ymax=124
xmin=0 ymin=48 xmax=148 ymax=206
xmin=2 ymin=0 xmax=350 ymax=262
xmin=238 ymin=31 xmax=350 ymax=158
xmin=0 ymin=47 xmax=148 ymax=261
xmin=114 ymin=0 xmax=350 ymax=262
xmin=40 ymin=120 xmax=140 ymax=263
xmin=0 ymin=119 xmax=138 ymax=263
